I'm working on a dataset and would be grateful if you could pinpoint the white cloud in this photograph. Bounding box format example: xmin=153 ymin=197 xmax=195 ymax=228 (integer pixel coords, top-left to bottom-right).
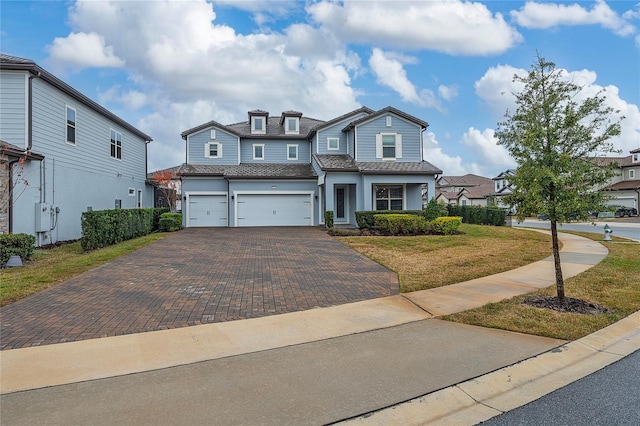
xmin=47 ymin=32 xmax=124 ymax=70
xmin=475 ymin=64 xmax=640 ymax=156
xmin=308 ymin=0 xmax=522 ymax=55
xmin=99 ymin=86 xmax=148 ymax=110
xmin=423 ymin=132 xmax=484 ymax=176
xmin=368 ymin=48 xmax=444 ymax=110
xmin=511 ymin=0 xmax=636 ymax=36
xmin=438 ymin=85 xmax=459 ymax=101
xmin=461 ymin=127 xmax=516 ymax=170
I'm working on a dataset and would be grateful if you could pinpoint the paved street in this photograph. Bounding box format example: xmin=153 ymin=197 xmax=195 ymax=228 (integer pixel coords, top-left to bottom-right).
xmin=514 ymin=218 xmax=640 ymax=241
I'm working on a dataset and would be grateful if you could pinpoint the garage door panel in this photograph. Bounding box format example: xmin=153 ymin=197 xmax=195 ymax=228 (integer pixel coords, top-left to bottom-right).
xmin=188 ymin=195 xmax=228 ymax=227
xmin=237 ymin=194 xmax=311 ymax=226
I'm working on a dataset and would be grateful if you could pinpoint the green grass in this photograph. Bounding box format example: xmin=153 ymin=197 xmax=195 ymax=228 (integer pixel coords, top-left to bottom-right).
xmin=1 ymin=233 xmax=169 ymax=306
xmin=339 ymin=224 xmax=553 ymax=292
xmin=443 ymin=233 xmax=640 ymax=340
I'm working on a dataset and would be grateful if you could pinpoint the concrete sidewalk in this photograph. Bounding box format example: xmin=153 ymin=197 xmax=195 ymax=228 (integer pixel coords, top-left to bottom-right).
xmin=1 ymin=231 xmax=638 ymax=425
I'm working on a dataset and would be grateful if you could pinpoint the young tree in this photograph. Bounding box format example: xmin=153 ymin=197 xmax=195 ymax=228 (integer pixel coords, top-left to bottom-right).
xmin=495 ymin=54 xmax=623 ymax=304
xmin=151 ymin=169 xmax=178 ymax=210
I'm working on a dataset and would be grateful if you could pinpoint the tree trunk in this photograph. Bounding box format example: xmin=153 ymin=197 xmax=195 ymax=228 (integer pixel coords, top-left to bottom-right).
xmin=550 ymin=220 xmax=565 ymax=303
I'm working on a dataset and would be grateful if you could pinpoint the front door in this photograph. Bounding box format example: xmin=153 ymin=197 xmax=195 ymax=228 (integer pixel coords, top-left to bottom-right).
xmin=335 ymin=186 xmax=348 ymax=222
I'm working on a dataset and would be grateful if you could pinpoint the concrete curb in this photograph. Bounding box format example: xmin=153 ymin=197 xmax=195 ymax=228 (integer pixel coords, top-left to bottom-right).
xmin=339 ymin=311 xmax=640 ymax=425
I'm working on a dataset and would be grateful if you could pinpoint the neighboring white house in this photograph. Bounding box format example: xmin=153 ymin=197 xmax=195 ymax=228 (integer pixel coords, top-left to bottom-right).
xmin=0 ymin=53 xmax=153 ymax=245
xmin=599 ymin=148 xmax=640 ymax=210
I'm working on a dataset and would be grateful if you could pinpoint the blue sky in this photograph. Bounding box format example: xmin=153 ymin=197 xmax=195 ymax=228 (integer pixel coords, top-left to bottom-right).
xmin=2 ymin=0 xmax=639 ymax=177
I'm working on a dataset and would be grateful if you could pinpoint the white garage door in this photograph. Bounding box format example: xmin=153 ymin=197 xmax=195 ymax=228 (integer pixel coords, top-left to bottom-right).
xmin=188 ymin=194 xmax=228 ymax=227
xmin=237 ymin=194 xmax=312 ymax=226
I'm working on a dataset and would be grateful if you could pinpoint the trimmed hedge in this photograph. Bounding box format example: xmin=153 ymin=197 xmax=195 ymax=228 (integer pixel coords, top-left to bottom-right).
xmin=431 ymin=216 xmax=463 ymax=235
xmin=159 ymin=212 xmax=182 ymax=232
xmin=324 ymin=210 xmax=334 ymax=228
xmin=445 ymin=205 xmax=507 ymax=226
xmin=374 ymin=214 xmax=430 ymax=235
xmin=81 ymin=208 xmax=166 ymax=251
xmin=356 ymin=210 xmax=424 ymax=229
xmin=0 ymin=233 xmax=36 ymax=264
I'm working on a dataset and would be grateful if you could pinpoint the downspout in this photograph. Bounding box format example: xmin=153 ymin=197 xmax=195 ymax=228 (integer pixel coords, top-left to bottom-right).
xmin=7 ymin=159 xmax=18 ymax=233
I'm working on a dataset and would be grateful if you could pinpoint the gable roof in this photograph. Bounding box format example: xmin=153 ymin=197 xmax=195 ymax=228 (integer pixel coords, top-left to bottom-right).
xmin=0 ymin=53 xmax=152 ymax=142
xmin=342 ymin=106 xmax=428 ymax=131
xmin=437 ymin=174 xmax=492 ymax=187
xmin=314 ymin=154 xmax=442 ymax=175
xmin=307 ymin=107 xmax=375 ymax=138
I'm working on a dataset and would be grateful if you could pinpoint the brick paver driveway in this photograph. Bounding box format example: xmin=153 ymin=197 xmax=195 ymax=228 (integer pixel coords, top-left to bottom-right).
xmin=1 ymin=228 xmax=398 ymax=350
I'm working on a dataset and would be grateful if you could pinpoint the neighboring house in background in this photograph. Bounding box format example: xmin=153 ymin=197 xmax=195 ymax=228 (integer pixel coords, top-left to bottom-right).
xmin=147 ymin=165 xmax=182 ymax=211
xmin=491 ymin=169 xmax=516 ymax=208
xmin=0 ymin=53 xmax=153 ymax=245
xmin=435 ymin=174 xmax=494 ymax=207
xmin=179 ymin=106 xmax=442 ymax=227
xmin=599 ymin=148 xmax=640 ymax=210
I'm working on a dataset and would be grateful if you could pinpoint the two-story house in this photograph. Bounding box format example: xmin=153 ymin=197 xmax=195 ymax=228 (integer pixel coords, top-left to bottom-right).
xmin=490 ymin=169 xmax=515 ymax=208
xmin=0 ymin=53 xmax=153 ymax=245
xmin=179 ymin=106 xmax=442 ymax=227
xmin=601 ymin=148 xmax=640 ymax=210
xmin=435 ymin=174 xmax=494 ymax=207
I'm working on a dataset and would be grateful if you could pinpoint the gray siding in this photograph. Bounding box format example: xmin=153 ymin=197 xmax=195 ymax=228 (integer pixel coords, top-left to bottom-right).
xmin=0 ymin=71 xmax=27 ymax=146
xmin=187 ymin=127 xmax=239 ymax=165
xmin=314 ymin=112 xmax=369 ymax=155
xmin=9 ymin=76 xmax=151 ymax=244
xmin=240 ymin=139 xmax=311 ymax=163
xmin=355 ymin=113 xmax=422 ymax=162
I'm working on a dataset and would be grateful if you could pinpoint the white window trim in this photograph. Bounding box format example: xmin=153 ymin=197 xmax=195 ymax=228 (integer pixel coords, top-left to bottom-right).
xmin=386 ymin=116 xmax=392 ymax=127
xmin=251 ymin=116 xmax=266 ymax=134
xmin=633 ymin=154 xmax=639 ymax=163
xmin=210 ymin=129 xmax=216 ymax=139
xmin=630 ymin=169 xmax=636 ymax=179
xmin=375 ymin=133 xmax=402 ymax=160
xmin=205 ymin=142 xmax=222 ymax=158
xmin=128 ymin=188 xmax=135 ymax=196
xmin=66 ymin=105 xmax=76 ymax=145
xmin=110 ymin=129 xmax=122 ymax=160
xmin=327 ymin=137 xmax=339 ymax=151
xmin=287 ymin=144 xmax=298 ymax=160
xmin=285 ymin=117 xmax=299 ymax=135
xmin=253 ymin=143 xmax=265 ymax=160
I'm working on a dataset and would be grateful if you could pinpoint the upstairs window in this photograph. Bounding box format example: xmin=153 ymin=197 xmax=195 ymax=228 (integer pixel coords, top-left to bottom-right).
xmin=253 ymin=143 xmax=264 ymax=160
xmin=66 ymin=106 xmax=76 ymax=145
xmin=251 ymin=116 xmax=266 ymax=134
xmin=375 ymin=185 xmax=403 ymax=210
xmin=205 ymin=142 xmax=222 ymax=158
xmin=633 ymin=153 xmax=639 ymax=163
xmin=630 ymin=169 xmax=636 ymax=179
xmin=110 ymin=130 xmax=122 ymax=159
xmin=386 ymin=116 xmax=392 ymax=127
xmin=327 ymin=137 xmax=339 ymax=150
xmin=376 ymin=133 xmax=402 ymax=159
xmin=285 ymin=117 xmax=299 ymax=134
xmin=287 ymin=144 xmax=298 ymax=160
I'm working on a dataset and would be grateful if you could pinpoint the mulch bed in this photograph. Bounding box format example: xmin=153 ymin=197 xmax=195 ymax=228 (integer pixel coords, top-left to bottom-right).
xmin=522 ymin=295 xmax=613 ymax=315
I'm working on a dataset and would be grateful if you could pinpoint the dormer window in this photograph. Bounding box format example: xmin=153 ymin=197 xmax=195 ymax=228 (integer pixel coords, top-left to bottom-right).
xmin=633 ymin=153 xmax=639 ymax=163
xmin=285 ymin=117 xmax=299 ymax=134
xmin=252 ymin=116 xmax=266 ymax=134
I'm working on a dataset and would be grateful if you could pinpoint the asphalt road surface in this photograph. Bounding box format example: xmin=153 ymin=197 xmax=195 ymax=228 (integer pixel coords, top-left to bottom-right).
xmin=480 ymin=349 xmax=640 ymax=425
xmin=514 ymin=218 xmax=640 ymax=242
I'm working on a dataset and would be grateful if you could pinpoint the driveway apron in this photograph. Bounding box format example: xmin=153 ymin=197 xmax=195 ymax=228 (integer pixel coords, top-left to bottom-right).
xmin=1 ymin=228 xmax=398 ymax=350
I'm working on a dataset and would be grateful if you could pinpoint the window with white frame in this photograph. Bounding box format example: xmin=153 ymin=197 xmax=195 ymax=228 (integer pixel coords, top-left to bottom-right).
xmin=251 ymin=116 xmax=265 ymax=134
xmin=66 ymin=106 xmax=76 ymax=144
xmin=285 ymin=117 xmax=299 ymax=134
xmin=376 ymin=133 xmax=402 ymax=159
xmin=374 ymin=185 xmax=403 ymax=210
xmin=630 ymin=169 xmax=636 ymax=179
xmin=287 ymin=144 xmax=298 ymax=160
xmin=386 ymin=116 xmax=392 ymax=127
xmin=110 ymin=129 xmax=122 ymax=159
xmin=205 ymin=142 xmax=222 ymax=158
xmin=253 ymin=143 xmax=264 ymax=160
xmin=128 ymin=188 xmax=135 ymax=196
xmin=327 ymin=137 xmax=339 ymax=150
xmin=210 ymin=129 xmax=216 ymax=139
xmin=633 ymin=153 xmax=639 ymax=162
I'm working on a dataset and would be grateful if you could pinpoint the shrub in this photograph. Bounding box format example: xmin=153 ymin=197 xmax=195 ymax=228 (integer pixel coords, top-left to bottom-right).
xmin=431 ymin=216 xmax=462 ymax=235
xmin=445 ymin=205 xmax=506 ymax=226
xmin=423 ymin=198 xmax=449 ymax=221
xmin=153 ymin=207 xmax=170 ymax=230
xmin=0 ymin=233 xmax=36 ymax=264
xmin=324 ymin=210 xmax=334 ymax=228
xmin=355 ymin=210 xmax=424 ymax=228
xmin=81 ymin=208 xmax=162 ymax=251
xmin=159 ymin=212 xmax=182 ymax=232
xmin=374 ymin=214 xmax=430 ymax=235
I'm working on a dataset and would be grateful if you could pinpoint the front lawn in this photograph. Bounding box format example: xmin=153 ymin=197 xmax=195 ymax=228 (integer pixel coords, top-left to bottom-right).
xmin=338 ymin=224 xmax=553 ymax=293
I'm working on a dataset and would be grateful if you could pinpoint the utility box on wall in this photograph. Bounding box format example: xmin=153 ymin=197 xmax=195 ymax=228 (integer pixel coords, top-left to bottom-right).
xmin=35 ymin=203 xmax=52 ymax=232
